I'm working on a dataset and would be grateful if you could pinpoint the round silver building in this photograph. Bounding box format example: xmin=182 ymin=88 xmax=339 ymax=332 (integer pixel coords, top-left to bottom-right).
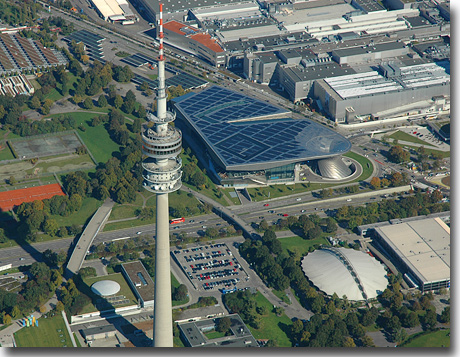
xmin=141 ymin=2 xmax=180 ymax=347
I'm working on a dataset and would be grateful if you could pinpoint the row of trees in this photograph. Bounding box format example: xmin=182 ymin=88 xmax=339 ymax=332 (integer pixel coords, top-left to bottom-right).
xmin=259 ymin=213 xmax=337 ymax=241
xmin=335 ymin=190 xmax=449 ymax=230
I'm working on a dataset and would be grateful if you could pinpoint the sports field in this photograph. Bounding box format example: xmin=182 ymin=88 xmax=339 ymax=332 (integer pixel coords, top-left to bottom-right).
xmin=9 ymin=131 xmax=83 ymax=159
xmin=0 ymin=183 xmax=65 ymax=211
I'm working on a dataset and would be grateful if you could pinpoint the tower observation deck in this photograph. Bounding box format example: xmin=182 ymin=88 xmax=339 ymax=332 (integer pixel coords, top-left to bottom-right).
xmin=141 ymin=2 xmax=179 ymax=348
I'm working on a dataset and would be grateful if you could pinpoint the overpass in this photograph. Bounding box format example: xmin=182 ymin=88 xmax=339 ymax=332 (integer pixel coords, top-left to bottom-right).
xmin=65 ymin=198 xmax=114 ymax=279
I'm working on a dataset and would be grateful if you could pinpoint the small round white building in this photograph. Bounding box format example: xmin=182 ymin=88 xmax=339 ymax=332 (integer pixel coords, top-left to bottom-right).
xmin=301 ymin=247 xmax=388 ymax=301
xmin=90 ymin=280 xmax=121 ymax=297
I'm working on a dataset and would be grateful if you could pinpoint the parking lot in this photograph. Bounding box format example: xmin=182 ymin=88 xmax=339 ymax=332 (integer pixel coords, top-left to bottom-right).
xmin=172 ymin=243 xmax=249 ymax=292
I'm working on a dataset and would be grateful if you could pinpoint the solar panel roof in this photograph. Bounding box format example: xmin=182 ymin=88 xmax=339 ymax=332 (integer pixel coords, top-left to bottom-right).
xmin=174 ymin=86 xmax=351 ymax=171
xmin=133 ymin=73 xmax=208 ymax=90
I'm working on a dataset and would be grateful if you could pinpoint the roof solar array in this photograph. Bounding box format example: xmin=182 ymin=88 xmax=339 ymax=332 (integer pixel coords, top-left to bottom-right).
xmin=174 ymin=86 xmax=351 ymax=170
xmin=0 ymin=34 xmax=66 ymax=74
xmin=63 ymin=30 xmax=105 ymax=61
xmin=133 ymin=72 xmax=208 ymax=90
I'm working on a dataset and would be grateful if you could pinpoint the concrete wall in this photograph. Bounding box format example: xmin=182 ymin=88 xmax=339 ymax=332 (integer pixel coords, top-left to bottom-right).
xmin=314 ymin=80 xmax=450 ymax=122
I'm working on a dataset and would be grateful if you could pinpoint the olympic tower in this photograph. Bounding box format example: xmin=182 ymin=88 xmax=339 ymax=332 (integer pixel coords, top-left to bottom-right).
xmin=141 ymin=2 xmax=182 ymax=347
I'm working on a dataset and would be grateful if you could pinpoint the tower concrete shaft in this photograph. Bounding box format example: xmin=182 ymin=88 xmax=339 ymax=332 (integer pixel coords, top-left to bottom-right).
xmin=140 ymin=2 xmax=181 ymax=347
xmin=153 ymin=193 xmax=173 ymax=347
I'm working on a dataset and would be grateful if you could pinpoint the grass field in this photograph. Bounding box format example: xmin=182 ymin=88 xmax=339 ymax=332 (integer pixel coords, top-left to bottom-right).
xmin=47 ymin=112 xmax=121 ymax=163
xmin=402 ymin=329 xmax=450 ymax=347
xmin=24 ymin=154 xmax=94 ymax=175
xmin=388 ymin=130 xmax=436 ymax=147
xmin=204 ymin=330 xmax=226 ymax=339
xmin=0 ymin=142 xmax=15 ymax=161
xmin=49 ymin=197 xmax=102 ymax=227
xmin=14 ymin=314 xmax=73 ymax=347
xmin=279 ymin=235 xmax=330 ymax=258
xmin=80 ymin=273 xmax=138 ymax=314
xmin=272 ymin=289 xmax=291 ymax=304
xmin=248 ymin=290 xmax=293 ymax=346
xmin=247 ymin=182 xmax=337 ymax=202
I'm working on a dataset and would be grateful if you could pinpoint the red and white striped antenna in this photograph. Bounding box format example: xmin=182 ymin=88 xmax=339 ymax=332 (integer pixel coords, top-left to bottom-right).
xmin=158 ymin=2 xmax=164 ymax=61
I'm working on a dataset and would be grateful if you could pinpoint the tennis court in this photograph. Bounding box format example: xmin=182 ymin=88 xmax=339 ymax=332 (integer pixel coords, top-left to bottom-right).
xmin=0 ymin=183 xmax=65 ymax=211
xmin=9 ymin=132 xmax=83 ymax=159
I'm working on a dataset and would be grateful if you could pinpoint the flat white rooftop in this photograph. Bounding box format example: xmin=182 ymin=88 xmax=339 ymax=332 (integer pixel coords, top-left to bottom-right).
xmin=375 ymin=217 xmax=450 ymax=284
xmin=325 ymin=62 xmax=450 ymax=99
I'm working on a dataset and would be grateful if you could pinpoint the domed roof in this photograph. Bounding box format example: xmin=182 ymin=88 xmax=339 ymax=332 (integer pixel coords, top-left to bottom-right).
xmin=301 ymin=247 xmax=388 ymax=301
xmin=91 ymin=280 xmax=121 ymax=296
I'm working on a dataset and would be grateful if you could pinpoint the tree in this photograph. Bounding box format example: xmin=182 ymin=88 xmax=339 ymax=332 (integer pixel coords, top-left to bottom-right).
xmin=343 ymin=337 xmax=356 ymax=347
xmin=10 ymin=306 xmax=21 ymax=319
xmin=173 ymin=284 xmax=188 ymax=301
xmin=422 ymin=309 xmax=437 ymax=330
xmin=3 ymin=314 xmax=11 ymax=325
xmin=325 ymin=217 xmax=337 ymax=233
xmin=8 ymin=176 xmax=16 ymax=186
xmin=440 ymin=306 xmax=450 ymax=323
xmin=114 ymin=94 xmax=123 ymax=109
xmin=39 ymin=305 xmax=47 ymax=313
xmin=140 ymin=81 xmax=149 ymax=92
xmin=97 ymin=95 xmax=108 ymax=108
xmin=216 ymin=316 xmax=231 ymax=333
xmin=55 ymin=301 xmax=64 ymax=312
xmin=388 ymin=145 xmax=409 ymax=163
xmin=360 ymin=335 xmax=375 ymax=347
xmin=136 ymin=105 xmax=146 ymax=119
xmin=370 ymin=177 xmax=381 ymax=189
xmin=132 ymin=117 xmax=142 ymax=133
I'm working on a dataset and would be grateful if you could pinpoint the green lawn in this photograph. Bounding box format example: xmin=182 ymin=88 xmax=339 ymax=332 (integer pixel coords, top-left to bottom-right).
xmin=279 ymin=235 xmax=330 ymax=258
xmin=0 ymin=142 xmax=15 ymax=161
xmin=248 ymin=182 xmax=337 ymax=202
xmin=400 ymin=143 xmax=450 ymax=159
xmin=14 ymin=314 xmax=73 ymax=347
xmin=49 ymin=197 xmax=102 ymax=227
xmin=47 ymin=112 xmax=121 ymax=163
xmin=343 ymin=151 xmax=373 ymax=181
xmin=388 ymin=130 xmax=436 ymax=147
xmin=204 ymin=330 xmax=226 ymax=339
xmin=272 ymin=289 xmax=291 ymax=304
xmin=402 ymin=329 xmax=450 ymax=347
xmin=80 ymin=273 xmax=138 ymax=314
xmin=249 ymin=291 xmax=293 ymax=346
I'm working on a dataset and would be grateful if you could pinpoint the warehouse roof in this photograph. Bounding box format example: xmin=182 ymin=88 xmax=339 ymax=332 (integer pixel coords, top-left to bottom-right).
xmin=375 ymin=217 xmax=450 ymax=284
xmin=301 ymin=247 xmax=388 ymax=301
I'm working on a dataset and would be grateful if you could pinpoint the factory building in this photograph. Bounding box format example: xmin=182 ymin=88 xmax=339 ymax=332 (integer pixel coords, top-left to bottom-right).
xmin=162 ymin=20 xmax=225 ymax=66
xmin=331 ymin=41 xmax=409 ymax=65
xmin=372 ymin=216 xmax=450 ymax=292
xmin=89 ymin=0 xmax=138 ymax=23
xmin=313 ymin=60 xmax=450 ymax=122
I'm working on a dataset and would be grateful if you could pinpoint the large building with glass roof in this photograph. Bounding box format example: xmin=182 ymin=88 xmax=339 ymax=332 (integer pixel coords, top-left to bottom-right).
xmin=173 ymin=86 xmax=352 ymax=186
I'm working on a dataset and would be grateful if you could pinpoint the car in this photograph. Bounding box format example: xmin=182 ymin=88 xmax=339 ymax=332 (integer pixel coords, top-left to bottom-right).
xmin=136 ymin=231 xmax=142 ymax=235
xmin=19 ymin=257 xmax=25 ymax=261
xmin=301 ymin=209 xmax=306 ymax=213
xmin=282 ymin=214 xmax=288 ymax=217
xmin=263 ymin=203 xmax=269 ymax=207
xmin=296 ymin=198 xmax=301 ymax=201
xmin=346 ymin=199 xmax=352 ymax=202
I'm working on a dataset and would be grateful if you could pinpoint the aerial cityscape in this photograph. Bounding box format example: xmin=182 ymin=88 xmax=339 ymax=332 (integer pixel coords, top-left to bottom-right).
xmin=0 ymin=0 xmax=450 ymax=348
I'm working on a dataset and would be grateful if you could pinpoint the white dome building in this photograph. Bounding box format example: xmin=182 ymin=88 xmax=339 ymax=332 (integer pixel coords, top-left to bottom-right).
xmin=301 ymin=247 xmax=388 ymax=301
xmin=91 ymin=280 xmax=121 ymax=297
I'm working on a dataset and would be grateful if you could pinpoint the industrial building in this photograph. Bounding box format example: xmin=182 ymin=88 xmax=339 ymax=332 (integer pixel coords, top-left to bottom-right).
xmin=162 ymin=20 xmax=226 ymax=66
xmin=0 ymin=75 xmax=34 ymax=96
xmin=301 ymin=247 xmax=389 ymax=301
xmin=173 ymin=85 xmax=353 ymax=186
xmin=89 ymin=0 xmax=138 ymax=23
xmin=178 ymin=314 xmax=258 ymax=347
xmin=331 ymin=41 xmax=408 ymax=65
xmin=314 ymin=60 xmax=450 ymax=122
xmin=0 ymin=33 xmax=67 ymax=76
xmin=121 ymin=261 xmax=155 ymax=308
xmin=372 ymin=216 xmax=450 ymax=292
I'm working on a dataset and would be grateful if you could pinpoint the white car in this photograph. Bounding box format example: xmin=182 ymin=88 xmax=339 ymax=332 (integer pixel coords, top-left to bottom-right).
xmin=346 ymin=199 xmax=352 ymax=202
xmin=136 ymin=231 xmax=142 ymax=235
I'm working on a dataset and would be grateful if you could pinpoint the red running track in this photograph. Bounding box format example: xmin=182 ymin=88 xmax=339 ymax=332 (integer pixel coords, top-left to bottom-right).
xmin=0 ymin=183 xmax=66 ymax=211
